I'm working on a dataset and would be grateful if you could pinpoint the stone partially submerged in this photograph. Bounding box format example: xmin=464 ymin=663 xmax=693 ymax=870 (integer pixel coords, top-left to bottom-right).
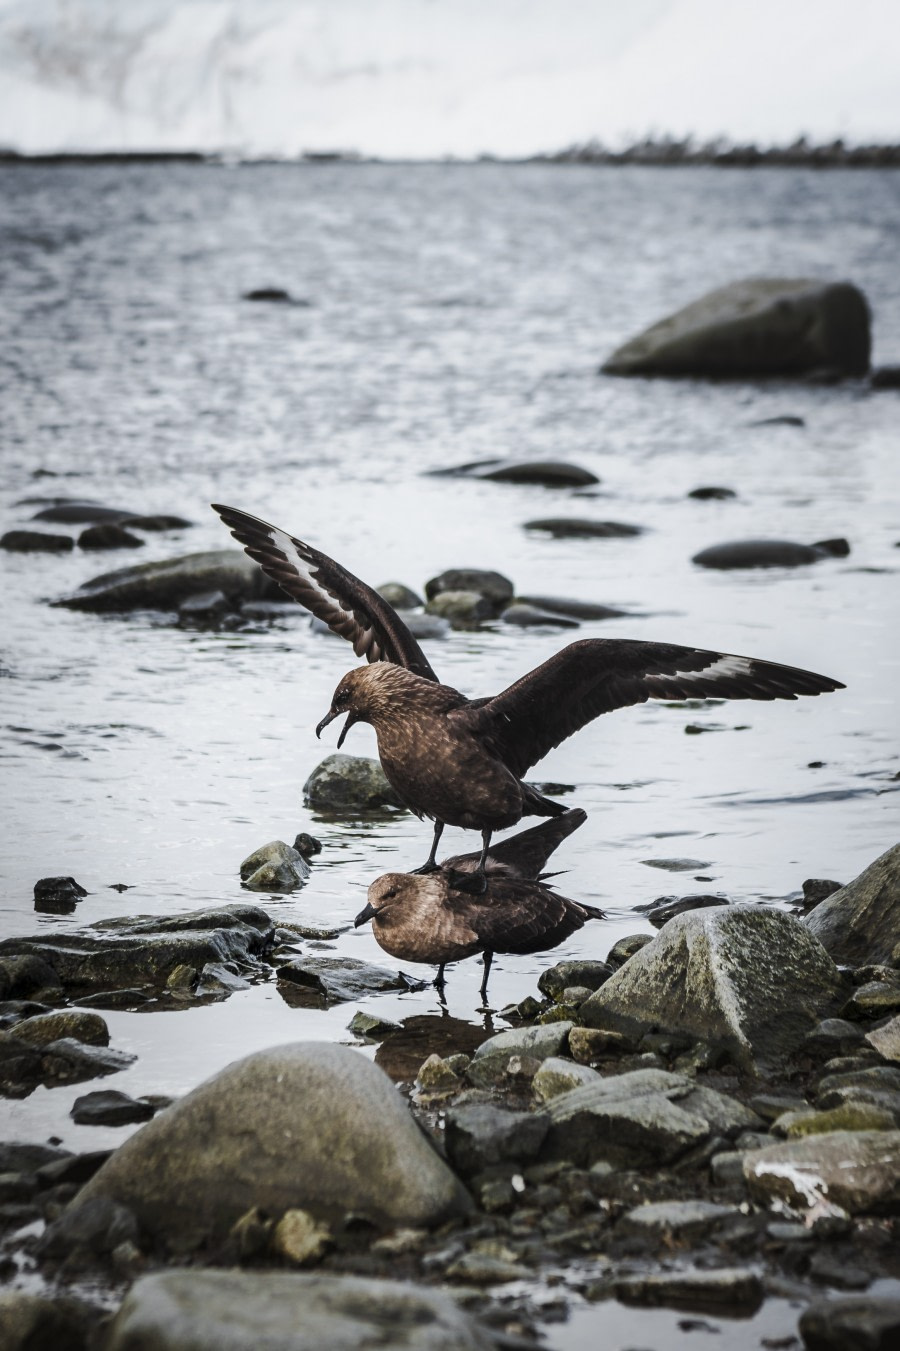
xmin=602 ymin=277 xmax=871 ymax=378
xmin=53 ymin=549 xmax=273 ymax=613
xmin=805 ymin=843 xmax=900 ymax=968
xmin=70 ymin=1043 xmax=471 ymax=1246
xmin=106 ymin=1270 xmax=494 ymax=1351
xmin=579 ymin=905 xmax=844 ymax=1073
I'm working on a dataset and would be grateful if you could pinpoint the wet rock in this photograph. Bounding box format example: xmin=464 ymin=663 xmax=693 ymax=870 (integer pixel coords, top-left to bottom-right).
xmin=606 ymin=933 xmax=654 ymax=969
xmin=693 ymin=537 xmax=850 ymax=569
xmin=32 ymin=502 xmax=135 ymax=524
xmin=33 ymin=877 xmax=87 ymax=910
xmin=843 ymin=982 xmax=900 ymax=1019
xmin=424 ymin=590 xmax=493 ymax=628
xmin=744 ymin=1129 xmax=900 ymax=1216
xmin=870 ymin=365 xmax=900 ymax=389
xmin=817 ymin=1064 xmax=900 ymax=1107
xmin=36 ymin=1150 xmax=111 ymax=1188
xmin=377 ymin=581 xmax=424 ymax=610
xmin=303 ymin=753 xmax=406 ymax=813
xmin=78 ymin=523 xmax=144 ymax=550
xmin=806 ymin=845 xmax=900 ymax=967
xmin=801 ymin=878 xmax=845 ymax=911
xmin=444 ymin=1103 xmax=549 ymax=1175
xmin=543 ymin=1068 xmax=711 ymax=1167
xmin=501 ymin=603 xmax=580 ymax=629
xmin=424 ymin=568 xmax=513 ymax=612
xmin=292 ymin=833 xmax=322 ymax=859
xmin=348 ymin=1011 xmax=401 ymax=1039
xmin=533 ymin=1058 xmax=602 ymax=1102
xmin=240 ymin=840 xmax=310 ymax=893
xmin=602 ymin=278 xmax=871 ymax=378
xmin=0 ymin=903 xmax=273 ymax=993
xmin=524 ymin=517 xmax=643 ymax=538
xmin=568 ymin=1027 xmax=634 ymax=1062
xmin=0 ymin=1292 xmax=92 ymax=1351
xmin=479 ymin=459 xmax=600 ymax=487
xmin=108 ymin=1269 xmax=494 ymax=1351
xmin=243 ymin=287 xmax=297 ymax=302
xmin=641 ymin=858 xmax=712 ymax=873
xmin=12 ymin=1010 xmax=108 ymax=1048
xmin=272 ymin=1209 xmax=331 ymax=1266
xmin=38 ymin=1037 xmax=136 ymax=1084
xmin=678 ymin=1084 xmax=762 ymax=1137
xmin=867 ymin=1015 xmax=900 ymax=1063
xmin=774 ymin=1103 xmax=897 ymax=1137
xmin=277 ymin=956 xmax=422 ymax=1002
xmin=619 ymin=1199 xmax=738 ymax=1240
xmin=123 ymin=515 xmax=193 ymax=531
xmin=1 ymin=529 xmax=74 ymax=552
xmin=398 ymin=612 xmax=451 ymax=640
xmin=799 ymin=1295 xmax=900 ymax=1350
xmin=580 ymin=905 xmax=844 ymax=1073
xmin=39 ymin=1195 xmax=139 ymax=1260
xmin=538 ymin=961 xmax=613 ymax=1001
xmin=70 ymin=1090 xmax=157 ymax=1127
xmin=445 ymin=1252 xmax=522 ymax=1283
xmin=71 ymin=1043 xmax=472 ymax=1246
xmin=467 ymin=1022 xmax=573 ymax=1088
xmin=177 ymin=589 xmax=231 ymax=625
xmin=688 ymin=486 xmax=737 ymax=500
xmin=802 ymin=1018 xmax=866 ymax=1057
xmin=751 ymin=414 xmax=806 ymax=427
xmin=53 ymin=549 xmax=271 ymax=613
xmin=614 ymin=1266 xmax=762 ymax=1310
xmin=646 ymin=894 xmax=729 ymax=928
xmin=0 ymin=1141 xmax=72 ymax=1174
xmin=515 ymin=594 xmax=627 ymax=620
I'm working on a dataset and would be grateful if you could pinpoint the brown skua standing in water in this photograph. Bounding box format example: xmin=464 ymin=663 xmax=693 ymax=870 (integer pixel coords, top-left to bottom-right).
xmin=213 ymin=504 xmax=845 ymax=889
xmin=354 ymin=809 xmax=603 ymax=999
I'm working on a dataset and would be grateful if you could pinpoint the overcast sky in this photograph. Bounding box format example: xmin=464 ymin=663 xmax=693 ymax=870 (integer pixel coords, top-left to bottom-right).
xmin=1 ymin=0 xmax=899 ymax=156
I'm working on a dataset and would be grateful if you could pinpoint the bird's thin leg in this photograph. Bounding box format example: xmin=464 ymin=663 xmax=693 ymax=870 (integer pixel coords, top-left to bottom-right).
xmin=479 ymin=950 xmax=493 ymax=1003
xmin=447 ymin=828 xmax=491 ymax=895
xmin=411 ymin=820 xmax=444 ymax=875
xmin=434 ymin=962 xmax=446 ymax=989
xmin=475 ymin=829 xmax=492 ymax=880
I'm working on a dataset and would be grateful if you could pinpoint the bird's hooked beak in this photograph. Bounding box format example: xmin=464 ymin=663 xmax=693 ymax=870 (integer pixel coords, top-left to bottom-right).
xmin=354 ymin=901 xmax=376 ymax=928
xmin=315 ymin=707 xmax=358 ymax=747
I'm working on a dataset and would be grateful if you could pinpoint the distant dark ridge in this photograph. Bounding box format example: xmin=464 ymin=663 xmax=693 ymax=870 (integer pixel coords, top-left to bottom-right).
xmin=533 ymin=136 xmax=900 ymax=168
xmin=0 ymin=150 xmax=208 ymax=165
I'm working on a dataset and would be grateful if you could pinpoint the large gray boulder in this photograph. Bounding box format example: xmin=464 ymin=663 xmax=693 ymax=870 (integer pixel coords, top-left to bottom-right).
xmin=745 ymin=1130 xmax=900 ymax=1217
xmin=602 ymin=278 xmax=871 ymax=379
xmin=105 ymin=1270 xmax=494 ymax=1351
xmin=70 ymin=1043 xmax=471 ymax=1246
xmin=579 ymin=905 xmax=844 ymax=1073
xmin=806 ymin=844 xmax=900 ymax=968
xmin=303 ymin=754 xmax=406 ymax=813
xmin=53 ymin=550 xmax=271 ymax=613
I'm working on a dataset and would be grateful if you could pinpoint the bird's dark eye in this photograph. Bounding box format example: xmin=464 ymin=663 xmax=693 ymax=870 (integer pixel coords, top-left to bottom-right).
xmin=335 ymin=689 xmax=348 ymax=706
xmin=384 ymin=888 xmax=396 ymax=900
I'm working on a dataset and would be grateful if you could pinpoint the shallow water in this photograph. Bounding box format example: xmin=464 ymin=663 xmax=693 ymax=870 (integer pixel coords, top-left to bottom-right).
xmin=1 ymin=163 xmax=899 ymax=1159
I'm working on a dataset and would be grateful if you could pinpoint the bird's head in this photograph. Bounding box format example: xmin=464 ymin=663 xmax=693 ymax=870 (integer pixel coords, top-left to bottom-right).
xmin=315 ymin=664 xmax=422 ymax=746
xmin=354 ymin=871 xmax=442 ymax=928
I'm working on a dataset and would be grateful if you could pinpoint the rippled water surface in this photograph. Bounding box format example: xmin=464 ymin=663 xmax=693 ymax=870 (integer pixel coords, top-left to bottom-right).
xmin=2 ymin=165 xmax=899 ymax=1183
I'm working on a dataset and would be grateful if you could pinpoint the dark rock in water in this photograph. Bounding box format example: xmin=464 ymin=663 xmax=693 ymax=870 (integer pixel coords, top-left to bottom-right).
xmin=34 ymin=877 xmax=87 ymax=910
xmin=646 ymin=894 xmax=729 ymax=928
xmin=613 ymin=1266 xmax=763 ymax=1311
xmin=870 ymin=365 xmax=900 ymax=389
xmin=538 ymin=960 xmax=613 ymax=1000
xmin=444 ymin=1104 xmax=549 ymax=1175
xmin=36 ymin=1149 xmax=113 ymax=1188
xmin=501 ymin=603 xmax=580 ymax=629
xmin=106 ymin=1270 xmax=494 ymax=1351
xmin=580 ymin=905 xmax=844 ymax=1073
xmin=398 ymin=612 xmax=450 ymax=640
xmin=0 ymin=1292 xmax=94 ymax=1351
xmin=37 ymin=1037 xmax=137 ymax=1084
xmin=292 ymin=832 xmax=322 ymax=859
xmin=177 ymin=589 xmax=232 ymax=625
xmin=606 ymin=933 xmax=654 ymax=969
xmin=424 ymin=568 xmax=514 ymax=611
xmin=524 ymin=518 xmax=643 ymax=539
xmin=475 ymin=459 xmax=599 ymax=487
xmin=806 ymin=844 xmax=900 ymax=967
xmin=745 ymin=1130 xmax=900 ymax=1217
xmin=688 ymin=486 xmax=737 ymax=500
xmin=39 ymin=1195 xmax=139 ymax=1260
xmin=0 ymin=1141 xmax=72 ymax=1174
xmin=71 ymin=1090 xmax=156 ymax=1126
xmin=749 ymin=414 xmax=806 ymax=427
xmin=514 ymin=594 xmax=628 ymax=620
xmin=377 ymin=581 xmax=424 ymax=610
xmin=0 ymin=529 xmax=74 ymax=552
xmin=602 ymin=278 xmax=871 ymax=378
xmin=801 ymin=878 xmax=845 ymax=911
xmin=277 ymin=956 xmax=422 ymax=1002
xmin=0 ymin=903 xmax=274 ymax=993
xmin=122 ymin=514 xmax=193 ymax=531
xmin=78 ymin=523 xmax=144 ymax=550
xmin=243 ymin=287 xmax=305 ymax=303
xmin=641 ymin=857 xmax=712 ymax=873
xmin=53 ymin=549 xmax=272 ymax=613
xmin=693 ymin=537 xmax=851 ymax=568
xmin=303 ymin=753 xmax=406 ymax=813
xmin=71 ymin=1043 xmax=472 ymax=1245
xmin=0 ymin=953 xmax=61 ymax=999
xmin=33 ymin=502 xmax=135 ymax=524
xmin=799 ymin=1295 xmax=900 ymax=1351
xmin=424 ymin=590 xmax=493 ymax=629
xmin=12 ymin=1009 xmax=109 ymax=1048
xmin=240 ymin=840 xmax=310 ymax=893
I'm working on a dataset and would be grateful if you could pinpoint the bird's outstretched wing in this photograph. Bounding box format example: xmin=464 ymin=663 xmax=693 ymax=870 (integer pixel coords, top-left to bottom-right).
xmin=212 ymin=504 xmax=438 ymax=681
xmin=458 ymin=880 xmax=603 ymax=955
xmin=464 ymin=638 xmax=844 ymax=777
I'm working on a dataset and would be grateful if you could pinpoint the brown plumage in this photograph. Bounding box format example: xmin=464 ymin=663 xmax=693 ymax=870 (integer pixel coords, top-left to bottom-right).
xmin=354 ymin=809 xmax=602 ymax=997
xmin=213 ymin=503 xmax=845 ymax=886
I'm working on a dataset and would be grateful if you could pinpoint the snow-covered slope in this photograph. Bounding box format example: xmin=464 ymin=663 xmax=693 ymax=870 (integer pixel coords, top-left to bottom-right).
xmin=0 ymin=0 xmax=897 ymax=157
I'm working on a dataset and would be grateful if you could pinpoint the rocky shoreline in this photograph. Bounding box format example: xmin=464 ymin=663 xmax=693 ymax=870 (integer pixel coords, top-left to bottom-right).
xmin=2 ymin=845 xmax=898 ymax=1349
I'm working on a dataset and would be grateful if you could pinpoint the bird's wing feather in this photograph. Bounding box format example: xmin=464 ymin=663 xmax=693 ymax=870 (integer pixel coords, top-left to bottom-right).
xmin=441 ymin=808 xmax=586 ymax=880
xmin=463 ymin=638 xmax=843 ymax=777
xmin=212 ymin=504 xmax=438 ymax=681
xmin=453 ymin=881 xmax=598 ymax=955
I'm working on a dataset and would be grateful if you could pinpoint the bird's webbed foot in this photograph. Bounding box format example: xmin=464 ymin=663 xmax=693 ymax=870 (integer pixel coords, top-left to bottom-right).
xmin=410 ymin=860 xmax=441 ymax=876
xmin=446 ymin=869 xmax=488 ymax=895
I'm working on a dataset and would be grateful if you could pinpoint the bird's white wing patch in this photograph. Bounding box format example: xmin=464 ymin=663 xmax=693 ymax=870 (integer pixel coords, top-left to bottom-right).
xmin=269 ymin=523 xmax=359 ymax=623
xmin=650 ymin=653 xmax=753 ymax=685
